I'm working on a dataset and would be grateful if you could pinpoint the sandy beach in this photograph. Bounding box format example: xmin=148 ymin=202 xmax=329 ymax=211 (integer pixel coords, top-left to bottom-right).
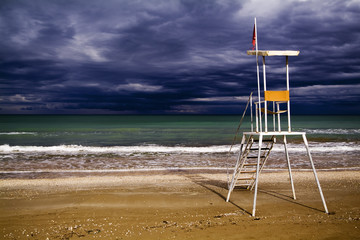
xmin=1 ymin=170 xmax=359 ymax=239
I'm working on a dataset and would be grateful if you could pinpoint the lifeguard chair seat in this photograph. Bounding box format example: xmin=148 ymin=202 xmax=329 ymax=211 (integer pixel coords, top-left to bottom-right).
xmin=261 ymin=90 xmax=289 ymax=115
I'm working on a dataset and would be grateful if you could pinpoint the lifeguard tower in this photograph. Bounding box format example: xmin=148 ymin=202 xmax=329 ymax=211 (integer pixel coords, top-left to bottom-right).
xmin=226 ymin=19 xmax=329 ymax=217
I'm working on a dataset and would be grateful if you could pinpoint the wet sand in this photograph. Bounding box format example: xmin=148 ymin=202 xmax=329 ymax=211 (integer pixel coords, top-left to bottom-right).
xmin=1 ymin=171 xmax=359 ymax=239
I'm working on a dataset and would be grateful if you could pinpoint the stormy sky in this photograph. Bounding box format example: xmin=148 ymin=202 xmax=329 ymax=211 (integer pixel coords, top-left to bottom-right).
xmin=0 ymin=0 xmax=359 ymax=114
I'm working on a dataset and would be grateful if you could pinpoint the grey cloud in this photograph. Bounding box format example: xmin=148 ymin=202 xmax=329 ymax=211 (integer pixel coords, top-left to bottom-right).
xmin=0 ymin=0 xmax=359 ymax=114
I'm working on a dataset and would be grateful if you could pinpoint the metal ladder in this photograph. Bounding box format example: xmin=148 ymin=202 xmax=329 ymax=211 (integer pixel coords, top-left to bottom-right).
xmin=226 ymin=135 xmax=275 ymax=201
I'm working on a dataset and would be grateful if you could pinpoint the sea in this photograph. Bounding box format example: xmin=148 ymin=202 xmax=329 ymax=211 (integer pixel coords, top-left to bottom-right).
xmin=0 ymin=115 xmax=359 ymax=178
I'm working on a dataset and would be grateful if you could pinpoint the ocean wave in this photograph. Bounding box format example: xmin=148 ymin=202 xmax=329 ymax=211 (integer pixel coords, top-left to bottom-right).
xmin=271 ymin=142 xmax=360 ymax=153
xmin=300 ymin=128 xmax=360 ymax=134
xmin=0 ymin=132 xmax=37 ymax=135
xmin=0 ymin=144 xmax=232 ymax=154
xmin=0 ymin=142 xmax=359 ymax=155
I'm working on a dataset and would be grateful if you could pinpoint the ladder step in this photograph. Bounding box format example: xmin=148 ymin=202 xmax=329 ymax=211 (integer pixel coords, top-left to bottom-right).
xmin=237 ymin=177 xmax=255 ymax=180
xmin=247 ymin=156 xmax=266 ymax=159
xmin=243 ymin=163 xmax=258 ymax=166
xmin=249 ymin=147 xmax=270 ymax=151
xmin=253 ymin=139 xmax=273 ymax=143
xmin=235 ymin=183 xmax=251 ymax=187
xmin=239 ymin=170 xmax=256 ymax=173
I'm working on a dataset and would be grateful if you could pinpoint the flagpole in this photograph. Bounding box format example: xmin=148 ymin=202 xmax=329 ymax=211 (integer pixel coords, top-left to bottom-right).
xmin=255 ymin=17 xmax=262 ymax=132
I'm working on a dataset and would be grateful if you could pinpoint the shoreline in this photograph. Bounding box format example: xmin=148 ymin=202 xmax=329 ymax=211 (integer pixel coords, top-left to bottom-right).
xmin=1 ymin=166 xmax=360 ymax=180
xmin=1 ymin=171 xmax=359 ymax=239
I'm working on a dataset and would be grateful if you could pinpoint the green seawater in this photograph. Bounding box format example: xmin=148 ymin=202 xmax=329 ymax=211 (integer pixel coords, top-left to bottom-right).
xmin=0 ymin=115 xmax=359 ymax=147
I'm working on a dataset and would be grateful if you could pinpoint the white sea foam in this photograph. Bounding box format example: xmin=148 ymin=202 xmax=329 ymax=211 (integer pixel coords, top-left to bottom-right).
xmin=300 ymin=128 xmax=360 ymax=134
xmin=0 ymin=142 xmax=359 ymax=155
xmin=0 ymin=144 xmax=232 ymax=154
xmin=0 ymin=132 xmax=37 ymax=135
xmin=270 ymin=142 xmax=360 ymax=153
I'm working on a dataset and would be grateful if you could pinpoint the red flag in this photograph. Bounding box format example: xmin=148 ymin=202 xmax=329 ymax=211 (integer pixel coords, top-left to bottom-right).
xmin=252 ymin=24 xmax=256 ymax=50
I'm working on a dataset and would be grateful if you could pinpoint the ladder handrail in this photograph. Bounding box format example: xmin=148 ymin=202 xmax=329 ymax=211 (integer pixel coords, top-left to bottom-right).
xmin=227 ymin=135 xmax=276 ymax=193
xmin=229 ymin=92 xmax=253 ymax=153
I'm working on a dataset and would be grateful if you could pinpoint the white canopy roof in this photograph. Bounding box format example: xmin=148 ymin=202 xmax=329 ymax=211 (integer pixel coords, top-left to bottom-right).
xmin=247 ymin=50 xmax=300 ymax=56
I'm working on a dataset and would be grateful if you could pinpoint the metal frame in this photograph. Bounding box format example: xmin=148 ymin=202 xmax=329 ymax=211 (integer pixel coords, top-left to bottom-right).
xmin=227 ymin=132 xmax=329 ymax=217
xmin=252 ymin=53 xmax=294 ymax=134
xmin=226 ymin=18 xmax=328 ymax=217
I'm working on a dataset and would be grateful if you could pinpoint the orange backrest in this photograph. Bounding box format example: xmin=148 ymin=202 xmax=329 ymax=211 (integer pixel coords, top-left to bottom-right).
xmin=264 ymin=90 xmax=289 ymax=101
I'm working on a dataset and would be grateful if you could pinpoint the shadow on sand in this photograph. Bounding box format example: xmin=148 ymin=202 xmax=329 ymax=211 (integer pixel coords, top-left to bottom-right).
xmin=185 ymin=173 xmax=326 ymax=216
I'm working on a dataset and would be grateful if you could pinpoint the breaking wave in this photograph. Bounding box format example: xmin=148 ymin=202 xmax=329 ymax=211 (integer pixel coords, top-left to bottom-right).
xmin=0 ymin=142 xmax=359 ymax=155
xmin=300 ymin=129 xmax=360 ymax=135
xmin=0 ymin=132 xmax=37 ymax=135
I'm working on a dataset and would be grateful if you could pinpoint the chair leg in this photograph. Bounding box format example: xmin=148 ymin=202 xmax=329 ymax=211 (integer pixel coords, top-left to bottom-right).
xmin=252 ymin=134 xmax=263 ymax=217
xmin=284 ymin=135 xmax=296 ymax=200
xmin=302 ymin=134 xmax=329 ymax=214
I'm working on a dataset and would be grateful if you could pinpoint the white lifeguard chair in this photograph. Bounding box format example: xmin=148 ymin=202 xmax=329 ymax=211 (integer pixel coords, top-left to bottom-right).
xmin=226 ymin=20 xmax=329 ymax=217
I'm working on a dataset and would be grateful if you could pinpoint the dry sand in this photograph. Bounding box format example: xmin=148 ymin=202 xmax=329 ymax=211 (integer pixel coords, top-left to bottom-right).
xmin=1 ymin=171 xmax=359 ymax=239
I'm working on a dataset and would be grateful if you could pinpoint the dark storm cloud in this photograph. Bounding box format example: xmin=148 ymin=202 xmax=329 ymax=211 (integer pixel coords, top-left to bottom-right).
xmin=0 ymin=0 xmax=359 ymax=114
